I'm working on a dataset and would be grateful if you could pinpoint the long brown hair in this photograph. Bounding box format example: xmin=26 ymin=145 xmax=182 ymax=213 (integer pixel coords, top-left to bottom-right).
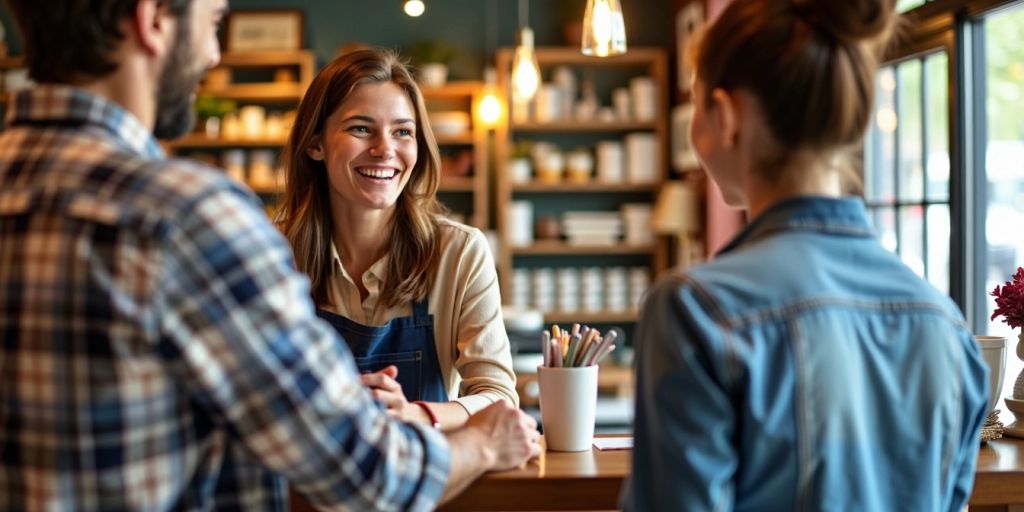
xmin=277 ymin=48 xmax=447 ymax=308
xmin=692 ymin=0 xmax=898 ymax=184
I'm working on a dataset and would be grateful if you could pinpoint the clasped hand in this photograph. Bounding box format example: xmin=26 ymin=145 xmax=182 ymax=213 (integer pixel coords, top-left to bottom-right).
xmin=361 ymin=365 xmax=411 ymax=419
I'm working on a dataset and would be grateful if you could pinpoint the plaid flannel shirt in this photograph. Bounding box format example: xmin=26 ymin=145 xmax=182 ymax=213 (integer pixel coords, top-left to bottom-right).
xmin=0 ymin=85 xmax=449 ymax=511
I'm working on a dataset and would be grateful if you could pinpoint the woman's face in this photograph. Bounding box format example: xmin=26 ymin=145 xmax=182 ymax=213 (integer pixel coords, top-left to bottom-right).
xmin=690 ymin=77 xmax=746 ymax=207
xmin=311 ymin=81 xmax=418 ymax=217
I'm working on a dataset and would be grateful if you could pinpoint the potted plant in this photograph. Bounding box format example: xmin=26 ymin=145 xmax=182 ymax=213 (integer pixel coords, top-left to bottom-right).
xmin=407 ymin=39 xmax=458 ymax=87
xmin=193 ymin=95 xmax=237 ymax=139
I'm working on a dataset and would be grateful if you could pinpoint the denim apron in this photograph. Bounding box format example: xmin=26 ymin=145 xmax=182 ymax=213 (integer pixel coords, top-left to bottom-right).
xmin=315 ymin=300 xmax=449 ymax=403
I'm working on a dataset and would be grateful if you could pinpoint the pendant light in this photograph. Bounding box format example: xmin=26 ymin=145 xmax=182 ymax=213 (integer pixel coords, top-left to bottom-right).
xmin=476 ymin=0 xmax=503 ymax=127
xmin=581 ymin=0 xmax=627 ymax=57
xmin=511 ymin=0 xmax=541 ymax=102
xmin=404 ymin=0 xmax=425 ymax=17
xmin=478 ymin=67 xmax=503 ymax=126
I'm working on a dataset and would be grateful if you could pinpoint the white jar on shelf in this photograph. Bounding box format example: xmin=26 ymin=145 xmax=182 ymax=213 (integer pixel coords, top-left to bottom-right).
xmin=556 ymin=267 xmax=580 ymax=313
xmin=630 ymin=76 xmax=658 ymax=122
xmin=509 ymin=157 xmax=532 ymax=184
xmin=508 ymin=201 xmax=535 ymax=247
xmin=531 ymin=267 xmax=556 ymax=312
xmin=596 ymin=141 xmax=624 ymax=183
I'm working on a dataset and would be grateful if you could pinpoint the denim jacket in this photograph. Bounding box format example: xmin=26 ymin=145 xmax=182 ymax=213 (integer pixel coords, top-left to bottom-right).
xmin=623 ymin=197 xmax=988 ymax=512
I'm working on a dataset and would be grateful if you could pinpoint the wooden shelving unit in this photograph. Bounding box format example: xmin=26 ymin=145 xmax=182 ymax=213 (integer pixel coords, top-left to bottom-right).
xmin=202 ymin=50 xmax=315 ymax=101
xmin=510 ymin=241 xmax=656 ymax=256
xmin=166 ymin=50 xmax=314 ymax=208
xmin=166 ymin=135 xmax=288 ymax=149
xmin=512 ymin=181 xmax=658 ymax=193
xmin=422 ymin=80 xmax=490 ymax=229
xmin=511 ymin=120 xmax=657 ymax=132
xmin=495 ymin=46 xmax=670 ymax=325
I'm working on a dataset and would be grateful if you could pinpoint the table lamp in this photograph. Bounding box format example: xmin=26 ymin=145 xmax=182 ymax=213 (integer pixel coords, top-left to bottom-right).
xmin=651 ymin=180 xmax=700 ymax=268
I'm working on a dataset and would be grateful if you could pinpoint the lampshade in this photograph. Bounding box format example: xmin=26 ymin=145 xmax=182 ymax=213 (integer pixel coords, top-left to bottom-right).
xmin=512 ymin=27 xmax=541 ymax=101
xmin=652 ymin=180 xmax=700 ymax=268
xmin=651 ymin=181 xmax=699 ymax=235
xmin=581 ymin=0 xmax=627 ymax=57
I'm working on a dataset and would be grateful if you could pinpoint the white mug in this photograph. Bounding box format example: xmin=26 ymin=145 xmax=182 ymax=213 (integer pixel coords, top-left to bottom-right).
xmin=538 ymin=365 xmax=599 ymax=452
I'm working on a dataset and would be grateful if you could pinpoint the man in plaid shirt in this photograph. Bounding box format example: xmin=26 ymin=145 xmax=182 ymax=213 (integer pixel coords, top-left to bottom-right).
xmin=0 ymin=0 xmax=541 ymax=510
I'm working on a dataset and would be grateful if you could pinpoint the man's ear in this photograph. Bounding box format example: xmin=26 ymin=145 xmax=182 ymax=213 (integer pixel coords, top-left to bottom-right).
xmin=307 ymin=136 xmax=325 ymax=161
xmin=133 ymin=0 xmax=172 ymax=57
xmin=711 ymin=88 xmax=741 ymax=149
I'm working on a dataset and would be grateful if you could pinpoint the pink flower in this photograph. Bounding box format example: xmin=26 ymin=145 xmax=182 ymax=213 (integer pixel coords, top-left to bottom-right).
xmin=991 ymin=266 xmax=1024 ymax=330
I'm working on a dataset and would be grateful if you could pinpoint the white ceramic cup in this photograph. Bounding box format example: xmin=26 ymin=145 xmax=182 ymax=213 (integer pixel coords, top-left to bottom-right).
xmin=977 ymin=335 xmax=1008 ymax=414
xmin=538 ymin=365 xmax=599 ymax=452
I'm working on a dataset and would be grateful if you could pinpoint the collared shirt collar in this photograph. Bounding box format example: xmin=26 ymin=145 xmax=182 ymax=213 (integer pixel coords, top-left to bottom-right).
xmin=718 ymin=195 xmax=875 ymax=257
xmin=7 ymin=85 xmax=165 ymax=159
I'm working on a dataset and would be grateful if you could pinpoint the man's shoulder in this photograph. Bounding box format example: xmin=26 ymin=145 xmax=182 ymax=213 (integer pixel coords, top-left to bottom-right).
xmin=69 ymin=150 xmax=258 ymax=223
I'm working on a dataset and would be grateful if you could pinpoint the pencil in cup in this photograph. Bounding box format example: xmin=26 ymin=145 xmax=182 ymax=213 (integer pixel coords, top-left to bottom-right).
xmin=541 ymin=324 xmax=618 ymax=367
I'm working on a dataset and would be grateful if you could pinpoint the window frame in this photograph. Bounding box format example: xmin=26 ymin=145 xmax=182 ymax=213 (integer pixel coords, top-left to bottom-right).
xmin=881 ymin=0 xmax=1020 ymax=329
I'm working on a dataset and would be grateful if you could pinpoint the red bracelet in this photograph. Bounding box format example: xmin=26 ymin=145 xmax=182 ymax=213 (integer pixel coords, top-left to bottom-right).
xmin=411 ymin=401 xmax=440 ymax=429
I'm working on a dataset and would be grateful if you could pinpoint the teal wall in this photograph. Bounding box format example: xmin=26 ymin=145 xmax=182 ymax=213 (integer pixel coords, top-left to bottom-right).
xmin=0 ymin=0 xmax=672 ymax=80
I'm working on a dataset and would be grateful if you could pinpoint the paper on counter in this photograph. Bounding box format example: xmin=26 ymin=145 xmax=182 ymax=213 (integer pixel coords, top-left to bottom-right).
xmin=593 ymin=436 xmax=633 ymax=451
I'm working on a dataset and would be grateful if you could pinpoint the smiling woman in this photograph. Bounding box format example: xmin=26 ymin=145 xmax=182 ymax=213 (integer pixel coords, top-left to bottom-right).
xmin=277 ymin=47 xmax=518 ymax=430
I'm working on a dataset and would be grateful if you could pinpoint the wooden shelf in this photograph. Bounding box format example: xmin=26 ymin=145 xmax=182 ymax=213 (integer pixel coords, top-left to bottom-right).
xmin=511 ymin=120 xmax=657 ymax=132
xmin=420 ymin=81 xmax=482 ymax=98
xmin=494 ymin=47 xmax=671 ymax=306
xmin=249 ymin=183 xmax=283 ymax=195
xmin=511 ymin=241 xmax=655 ymax=256
xmin=199 ymin=50 xmax=315 ymax=102
xmin=513 ymin=182 xmax=657 ymax=193
xmin=514 ymin=46 xmax=667 ymax=67
xmin=167 ymin=134 xmax=287 ymax=149
xmin=0 ymin=56 xmax=24 ymax=69
xmin=439 ymin=176 xmax=475 ymax=192
xmin=434 ymin=133 xmax=475 ymax=145
xmin=218 ymin=50 xmax=312 ymax=67
xmin=200 ymin=82 xmax=306 ymax=102
xmin=543 ymin=310 xmax=639 ymax=324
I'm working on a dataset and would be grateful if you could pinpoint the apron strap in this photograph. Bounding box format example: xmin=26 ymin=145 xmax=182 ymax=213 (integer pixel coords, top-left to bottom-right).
xmin=412 ymin=298 xmax=429 ymax=318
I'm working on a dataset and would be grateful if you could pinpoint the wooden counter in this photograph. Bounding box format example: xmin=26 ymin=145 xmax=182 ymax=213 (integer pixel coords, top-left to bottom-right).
xmin=971 ymin=436 xmax=1024 ymax=509
xmin=438 ymin=435 xmax=630 ymax=511
xmin=293 ymin=435 xmax=1024 ymax=511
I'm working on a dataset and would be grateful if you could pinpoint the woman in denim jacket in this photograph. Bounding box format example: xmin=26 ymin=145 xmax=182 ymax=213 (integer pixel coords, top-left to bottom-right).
xmin=623 ymin=0 xmax=989 ymax=510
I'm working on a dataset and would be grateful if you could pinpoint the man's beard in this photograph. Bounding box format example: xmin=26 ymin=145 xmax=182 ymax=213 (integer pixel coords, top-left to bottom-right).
xmin=153 ymin=20 xmax=202 ymax=140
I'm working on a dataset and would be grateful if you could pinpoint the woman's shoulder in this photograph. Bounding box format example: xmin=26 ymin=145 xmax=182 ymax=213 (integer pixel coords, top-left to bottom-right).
xmin=436 ymin=216 xmax=485 ymax=245
xmin=434 ymin=216 xmax=495 ymax=264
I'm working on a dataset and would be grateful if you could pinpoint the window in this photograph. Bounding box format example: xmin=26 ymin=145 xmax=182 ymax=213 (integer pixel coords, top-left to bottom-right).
xmin=979 ymin=2 xmax=1024 ymax=411
xmin=865 ymin=52 xmax=951 ymax=295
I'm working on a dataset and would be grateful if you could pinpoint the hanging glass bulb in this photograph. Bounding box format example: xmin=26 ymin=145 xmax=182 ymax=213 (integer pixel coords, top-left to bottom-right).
xmin=477 ymin=67 xmax=503 ymax=126
xmin=511 ymin=27 xmax=541 ymax=102
xmin=581 ymin=0 xmax=627 ymax=57
xmin=404 ymin=0 xmax=425 ymax=17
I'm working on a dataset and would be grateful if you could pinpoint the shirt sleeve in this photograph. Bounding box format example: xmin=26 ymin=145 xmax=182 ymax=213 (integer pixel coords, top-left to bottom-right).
xmin=450 ymin=228 xmax=519 ymax=413
xmin=155 ymin=182 xmax=450 ymax=511
xmin=623 ymin=274 xmax=738 ymax=512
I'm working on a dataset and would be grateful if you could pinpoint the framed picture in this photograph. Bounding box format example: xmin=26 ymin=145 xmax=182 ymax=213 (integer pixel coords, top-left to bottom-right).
xmin=675 ymin=2 xmax=704 ymax=94
xmin=226 ymin=10 xmax=304 ymax=52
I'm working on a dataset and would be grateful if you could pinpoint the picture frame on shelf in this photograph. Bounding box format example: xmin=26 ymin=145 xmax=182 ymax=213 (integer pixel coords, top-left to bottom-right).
xmin=226 ymin=10 xmax=304 ymax=53
xmin=675 ymin=1 xmax=704 ymax=94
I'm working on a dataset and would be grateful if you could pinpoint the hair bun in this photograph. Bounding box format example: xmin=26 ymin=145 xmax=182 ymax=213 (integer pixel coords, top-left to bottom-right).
xmin=793 ymin=0 xmax=897 ymax=46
